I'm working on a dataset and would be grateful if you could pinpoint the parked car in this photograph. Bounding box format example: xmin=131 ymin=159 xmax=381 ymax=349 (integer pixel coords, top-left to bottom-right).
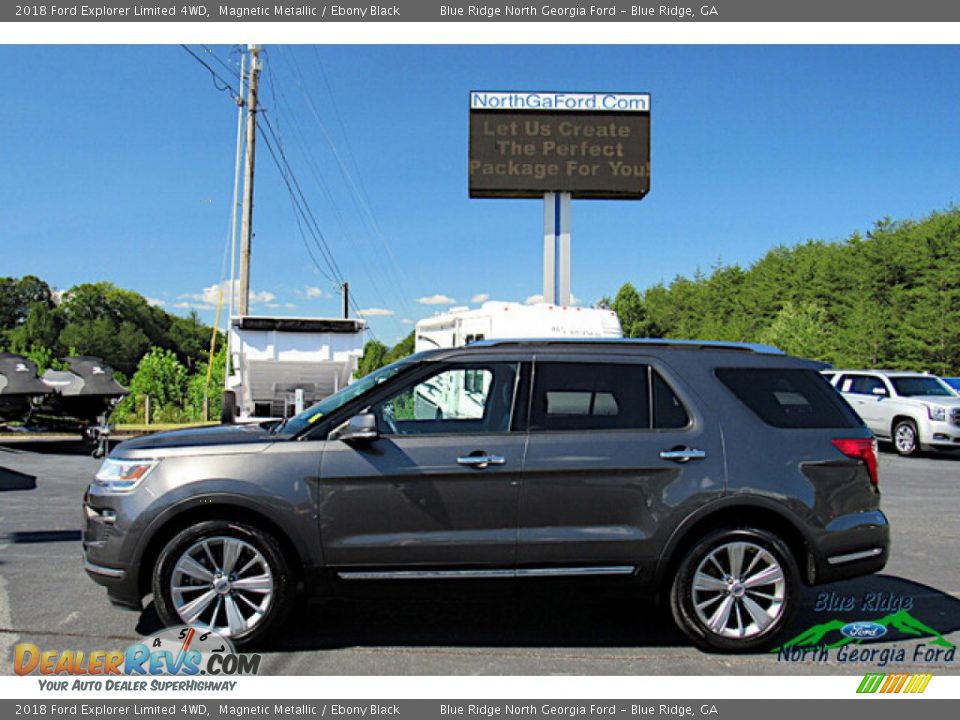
xmin=84 ymin=339 xmax=888 ymax=652
xmin=825 ymin=370 xmax=960 ymax=456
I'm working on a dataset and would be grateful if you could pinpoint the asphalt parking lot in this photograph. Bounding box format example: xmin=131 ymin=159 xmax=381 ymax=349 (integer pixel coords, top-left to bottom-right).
xmin=1 ymin=442 xmax=958 ymax=675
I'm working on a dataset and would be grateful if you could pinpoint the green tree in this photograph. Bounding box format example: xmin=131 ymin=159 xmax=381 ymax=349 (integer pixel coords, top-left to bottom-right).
xmin=609 ymin=283 xmax=647 ymax=338
xmin=758 ymin=301 xmax=831 ymax=359
xmin=355 ymin=340 xmax=388 ymax=378
xmin=6 ymin=302 xmax=63 ymax=355
xmin=1 ymin=275 xmax=55 ymax=337
xmin=383 ymin=332 xmax=415 ymax=365
xmin=186 ymin=345 xmax=227 ymax=421
xmin=114 ymin=348 xmax=188 ymax=423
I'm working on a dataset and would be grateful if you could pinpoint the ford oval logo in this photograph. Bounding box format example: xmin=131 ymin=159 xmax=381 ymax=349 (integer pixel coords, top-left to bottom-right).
xmin=841 ymin=621 xmax=888 ymax=639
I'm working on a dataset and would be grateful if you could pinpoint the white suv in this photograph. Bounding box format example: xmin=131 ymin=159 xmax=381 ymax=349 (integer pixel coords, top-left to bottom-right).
xmin=823 ymin=370 xmax=960 ymax=456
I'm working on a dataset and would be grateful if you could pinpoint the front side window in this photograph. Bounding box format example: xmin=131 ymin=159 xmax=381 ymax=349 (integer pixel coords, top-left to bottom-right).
xmin=374 ymin=363 xmax=518 ymax=435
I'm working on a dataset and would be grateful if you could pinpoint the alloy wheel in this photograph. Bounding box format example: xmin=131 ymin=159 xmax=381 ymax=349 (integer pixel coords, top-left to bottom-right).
xmin=690 ymin=541 xmax=786 ymax=640
xmin=169 ymin=535 xmax=274 ymax=638
xmin=895 ymin=423 xmax=917 ymax=455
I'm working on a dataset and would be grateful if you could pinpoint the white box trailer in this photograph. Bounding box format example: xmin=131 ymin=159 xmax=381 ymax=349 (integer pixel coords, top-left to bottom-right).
xmin=414 ymin=301 xmax=622 ymax=353
xmin=224 ymin=315 xmax=366 ymax=421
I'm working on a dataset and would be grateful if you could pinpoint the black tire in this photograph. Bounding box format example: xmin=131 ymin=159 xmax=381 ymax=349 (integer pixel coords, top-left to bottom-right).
xmin=892 ymin=418 xmax=920 ymax=457
xmin=670 ymin=527 xmax=799 ymax=653
xmin=152 ymin=520 xmax=294 ymax=648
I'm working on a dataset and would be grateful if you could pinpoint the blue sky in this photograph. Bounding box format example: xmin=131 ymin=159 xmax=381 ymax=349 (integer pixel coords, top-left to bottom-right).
xmin=2 ymin=45 xmax=960 ymax=344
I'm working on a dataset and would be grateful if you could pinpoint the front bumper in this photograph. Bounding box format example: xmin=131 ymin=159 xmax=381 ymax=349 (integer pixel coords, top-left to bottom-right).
xmin=919 ymin=417 xmax=960 ymax=451
xmin=809 ymin=509 xmax=890 ymax=585
xmin=82 ymin=489 xmax=142 ymax=610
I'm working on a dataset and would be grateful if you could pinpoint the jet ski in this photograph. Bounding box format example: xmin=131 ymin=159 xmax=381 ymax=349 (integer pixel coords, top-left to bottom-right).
xmin=40 ymin=356 xmax=129 ymax=424
xmin=0 ymin=353 xmax=52 ymax=423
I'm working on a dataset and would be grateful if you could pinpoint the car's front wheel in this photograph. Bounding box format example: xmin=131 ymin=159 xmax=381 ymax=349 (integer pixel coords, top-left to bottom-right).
xmin=893 ymin=419 xmax=920 ymax=457
xmin=152 ymin=520 xmax=294 ymax=647
xmin=670 ymin=527 xmax=798 ymax=652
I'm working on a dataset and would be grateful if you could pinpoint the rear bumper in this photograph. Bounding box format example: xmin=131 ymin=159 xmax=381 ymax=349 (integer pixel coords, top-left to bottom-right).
xmin=809 ymin=509 xmax=890 ymax=585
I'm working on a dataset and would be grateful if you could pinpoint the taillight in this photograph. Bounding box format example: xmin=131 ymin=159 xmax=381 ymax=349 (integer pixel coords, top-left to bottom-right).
xmin=832 ymin=437 xmax=879 ymax=487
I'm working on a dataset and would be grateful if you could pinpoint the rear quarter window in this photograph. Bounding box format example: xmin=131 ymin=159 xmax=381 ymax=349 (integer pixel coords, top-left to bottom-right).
xmin=716 ymin=368 xmax=861 ymax=429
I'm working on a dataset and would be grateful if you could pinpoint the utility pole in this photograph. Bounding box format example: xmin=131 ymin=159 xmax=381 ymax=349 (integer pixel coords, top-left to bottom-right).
xmin=238 ymin=44 xmax=262 ymax=317
xmin=342 ymin=282 xmax=349 ymax=319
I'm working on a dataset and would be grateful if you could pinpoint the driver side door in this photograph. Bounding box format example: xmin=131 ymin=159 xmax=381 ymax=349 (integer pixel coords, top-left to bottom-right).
xmin=317 ymin=361 xmax=525 ymax=573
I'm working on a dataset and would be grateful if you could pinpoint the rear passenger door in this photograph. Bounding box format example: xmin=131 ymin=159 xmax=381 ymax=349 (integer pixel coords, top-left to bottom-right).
xmin=836 ymin=374 xmax=889 ymax=435
xmin=516 ymin=357 xmax=725 ymax=573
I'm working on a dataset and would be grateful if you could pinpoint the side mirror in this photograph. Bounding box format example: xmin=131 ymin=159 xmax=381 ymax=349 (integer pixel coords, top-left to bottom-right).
xmin=329 ymin=413 xmax=379 ymax=444
xmin=872 ymin=387 xmax=888 ymax=397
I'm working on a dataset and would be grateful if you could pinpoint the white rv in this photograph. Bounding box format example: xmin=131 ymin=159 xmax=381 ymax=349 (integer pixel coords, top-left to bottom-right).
xmin=224 ymin=315 xmax=366 ymax=421
xmin=414 ymin=301 xmax=622 ymax=353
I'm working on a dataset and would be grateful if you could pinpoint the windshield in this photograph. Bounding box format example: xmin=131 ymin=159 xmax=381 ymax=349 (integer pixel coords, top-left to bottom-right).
xmin=278 ymin=357 xmax=418 ymax=436
xmin=891 ymin=376 xmax=955 ymax=398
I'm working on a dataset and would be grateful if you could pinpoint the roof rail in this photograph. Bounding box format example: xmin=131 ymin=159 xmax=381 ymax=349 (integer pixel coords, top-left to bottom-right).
xmin=468 ymin=338 xmax=785 ymax=354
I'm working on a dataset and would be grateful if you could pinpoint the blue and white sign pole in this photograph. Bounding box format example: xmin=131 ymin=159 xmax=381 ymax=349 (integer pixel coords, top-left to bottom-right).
xmin=543 ymin=191 xmax=572 ymax=306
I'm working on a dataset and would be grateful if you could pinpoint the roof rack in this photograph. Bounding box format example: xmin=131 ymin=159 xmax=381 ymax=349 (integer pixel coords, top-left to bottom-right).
xmin=468 ymin=338 xmax=784 ymax=354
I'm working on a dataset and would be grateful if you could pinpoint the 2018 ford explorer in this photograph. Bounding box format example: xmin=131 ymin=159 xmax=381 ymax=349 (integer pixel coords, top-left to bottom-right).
xmin=83 ymin=340 xmax=889 ymax=652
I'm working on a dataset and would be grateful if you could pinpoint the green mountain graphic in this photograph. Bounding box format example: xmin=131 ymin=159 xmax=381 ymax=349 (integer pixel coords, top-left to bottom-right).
xmin=775 ymin=610 xmax=956 ymax=651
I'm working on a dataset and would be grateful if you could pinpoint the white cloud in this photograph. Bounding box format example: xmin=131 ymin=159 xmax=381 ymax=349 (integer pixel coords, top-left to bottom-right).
xmin=471 ymin=293 xmax=489 ymax=304
xmin=401 ymin=318 xmax=415 ymax=325
xmin=418 ymin=293 xmax=456 ymax=305
xmin=145 ymin=297 xmax=166 ymax=307
xmin=304 ymin=285 xmax=330 ymax=299
xmin=357 ymin=307 xmax=395 ymax=317
xmin=265 ymin=303 xmax=281 ymax=309
xmin=525 ymin=293 xmax=580 ymax=306
xmin=251 ymin=290 xmax=276 ymax=304
xmin=180 ymin=281 xmax=275 ymax=308
xmin=285 ymin=303 xmax=297 ymax=309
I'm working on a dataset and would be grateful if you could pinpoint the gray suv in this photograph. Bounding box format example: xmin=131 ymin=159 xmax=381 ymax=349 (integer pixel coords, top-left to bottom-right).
xmin=83 ymin=340 xmax=889 ymax=652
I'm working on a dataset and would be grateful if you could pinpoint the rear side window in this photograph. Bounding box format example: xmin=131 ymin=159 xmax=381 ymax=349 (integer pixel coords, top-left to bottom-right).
xmin=716 ymin=368 xmax=860 ymax=429
xmin=653 ymin=372 xmax=690 ymax=429
xmin=839 ymin=374 xmax=887 ymax=395
xmin=529 ymin=362 xmax=692 ymax=431
xmin=531 ymin=362 xmax=649 ymax=431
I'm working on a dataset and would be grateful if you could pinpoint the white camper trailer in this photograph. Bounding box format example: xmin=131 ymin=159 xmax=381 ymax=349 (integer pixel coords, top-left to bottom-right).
xmin=414 ymin=301 xmax=622 ymax=353
xmin=224 ymin=315 xmax=366 ymax=421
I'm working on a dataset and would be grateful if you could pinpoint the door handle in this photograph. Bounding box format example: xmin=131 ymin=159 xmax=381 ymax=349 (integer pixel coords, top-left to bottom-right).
xmin=659 ymin=448 xmax=706 ymax=463
xmin=457 ymin=454 xmax=506 ymax=469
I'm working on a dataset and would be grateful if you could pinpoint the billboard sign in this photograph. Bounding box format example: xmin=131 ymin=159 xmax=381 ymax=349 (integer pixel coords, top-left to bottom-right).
xmin=469 ymin=91 xmax=651 ymax=199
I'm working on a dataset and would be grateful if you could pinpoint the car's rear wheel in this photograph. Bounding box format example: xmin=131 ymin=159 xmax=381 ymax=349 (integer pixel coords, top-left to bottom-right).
xmin=670 ymin=527 xmax=798 ymax=652
xmin=893 ymin=419 xmax=920 ymax=457
xmin=152 ymin=520 xmax=294 ymax=647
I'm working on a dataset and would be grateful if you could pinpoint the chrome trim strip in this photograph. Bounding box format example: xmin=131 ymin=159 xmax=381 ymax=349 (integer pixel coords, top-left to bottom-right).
xmin=827 ymin=548 xmax=883 ymax=566
xmin=338 ymin=566 xmax=635 ymax=581
xmin=84 ymin=559 xmax=126 ymax=579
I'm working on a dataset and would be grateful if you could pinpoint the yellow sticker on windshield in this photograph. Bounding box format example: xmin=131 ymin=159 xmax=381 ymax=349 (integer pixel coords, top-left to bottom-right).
xmin=308 ymin=412 xmax=324 ymax=423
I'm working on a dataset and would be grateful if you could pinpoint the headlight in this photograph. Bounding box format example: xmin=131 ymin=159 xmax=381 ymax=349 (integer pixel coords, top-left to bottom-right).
xmin=927 ymin=405 xmax=947 ymax=422
xmin=93 ymin=458 xmax=159 ymax=493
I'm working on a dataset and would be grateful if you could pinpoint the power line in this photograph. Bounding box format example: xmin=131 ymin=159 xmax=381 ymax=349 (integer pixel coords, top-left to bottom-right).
xmin=255 ymin=113 xmax=380 ymax=344
xmin=264 ymin=51 xmax=398 ymax=317
xmin=180 ymin=44 xmax=240 ymax=100
xmin=280 ymin=48 xmax=415 ymax=320
xmin=182 ymin=44 xmax=381 ymax=343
